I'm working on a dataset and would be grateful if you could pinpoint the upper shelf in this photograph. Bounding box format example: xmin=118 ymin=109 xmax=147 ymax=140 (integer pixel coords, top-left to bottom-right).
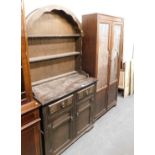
xmin=29 ymin=51 xmax=81 ymax=63
xmin=28 ymin=34 xmax=81 ymax=39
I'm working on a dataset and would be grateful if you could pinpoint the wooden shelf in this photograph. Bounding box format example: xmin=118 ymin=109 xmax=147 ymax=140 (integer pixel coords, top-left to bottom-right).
xmin=29 ymin=52 xmax=81 ymax=63
xmin=21 ymin=100 xmax=40 ymax=115
xmin=32 ymin=71 xmax=78 ymax=86
xmin=28 ymin=34 xmax=81 ymax=38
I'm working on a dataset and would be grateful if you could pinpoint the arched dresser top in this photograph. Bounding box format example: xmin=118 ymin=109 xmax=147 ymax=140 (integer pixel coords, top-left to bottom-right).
xmin=26 ymin=5 xmax=83 ymax=36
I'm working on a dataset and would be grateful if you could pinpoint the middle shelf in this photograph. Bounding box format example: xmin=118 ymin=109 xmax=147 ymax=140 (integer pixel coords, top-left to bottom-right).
xmin=28 ymin=34 xmax=81 ymax=38
xmin=29 ymin=51 xmax=81 ymax=63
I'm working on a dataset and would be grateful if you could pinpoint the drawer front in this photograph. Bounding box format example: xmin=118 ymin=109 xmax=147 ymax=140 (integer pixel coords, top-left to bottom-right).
xmin=21 ymin=109 xmax=39 ymax=126
xmin=48 ymin=95 xmax=73 ymax=115
xmin=77 ymin=85 xmax=95 ymax=101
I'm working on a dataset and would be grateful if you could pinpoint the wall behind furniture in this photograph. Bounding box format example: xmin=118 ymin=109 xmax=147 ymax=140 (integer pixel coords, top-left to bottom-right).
xmin=24 ymin=0 xmax=135 ymax=62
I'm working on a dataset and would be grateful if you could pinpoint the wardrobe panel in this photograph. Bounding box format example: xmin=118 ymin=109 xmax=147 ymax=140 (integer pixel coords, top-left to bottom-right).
xmin=97 ymin=23 xmax=109 ymax=90
xmin=110 ymin=24 xmax=121 ymax=83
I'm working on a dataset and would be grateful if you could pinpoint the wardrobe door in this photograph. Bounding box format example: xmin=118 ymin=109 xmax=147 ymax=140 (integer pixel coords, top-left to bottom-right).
xmin=108 ymin=23 xmax=122 ymax=109
xmin=97 ymin=23 xmax=110 ymax=91
xmin=95 ymin=22 xmax=110 ymax=119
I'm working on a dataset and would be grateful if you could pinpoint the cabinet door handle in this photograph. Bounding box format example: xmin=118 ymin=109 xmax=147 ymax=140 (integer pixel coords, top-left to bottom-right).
xmin=71 ymin=116 xmax=73 ymax=121
xmin=86 ymin=90 xmax=89 ymax=95
xmin=61 ymin=102 xmax=65 ymax=108
xmin=90 ymin=97 xmax=94 ymax=102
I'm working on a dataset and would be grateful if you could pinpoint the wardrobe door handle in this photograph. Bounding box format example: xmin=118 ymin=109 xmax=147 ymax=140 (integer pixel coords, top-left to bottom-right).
xmin=76 ymin=112 xmax=80 ymax=117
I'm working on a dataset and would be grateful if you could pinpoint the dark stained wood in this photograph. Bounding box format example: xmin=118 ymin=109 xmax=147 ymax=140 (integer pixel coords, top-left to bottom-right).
xmin=21 ymin=104 xmax=41 ymax=155
xmin=21 ymin=101 xmax=41 ymax=130
xmin=21 ymin=124 xmax=40 ymax=155
xmin=21 ymin=101 xmax=42 ymax=155
xmin=95 ymin=89 xmax=107 ymax=119
xmin=26 ymin=5 xmax=97 ymax=155
xmin=107 ymin=82 xmax=118 ymax=110
xmin=82 ymin=14 xmax=97 ymax=77
xmin=21 ymin=100 xmax=40 ymax=115
xmin=108 ymin=21 xmax=123 ymax=110
xmin=82 ymin=13 xmax=124 ymax=119
xmin=21 ymin=1 xmax=42 ymax=155
xmin=43 ymin=102 xmax=74 ymax=155
xmin=41 ymin=83 xmax=96 ymax=155
xmin=21 ymin=0 xmax=32 ymax=103
xmin=33 ymin=72 xmax=96 ymax=105
xmin=75 ymin=95 xmax=94 ymax=136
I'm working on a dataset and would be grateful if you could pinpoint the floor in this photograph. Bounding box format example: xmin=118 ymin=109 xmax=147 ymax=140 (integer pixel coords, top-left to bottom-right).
xmin=62 ymin=94 xmax=134 ymax=155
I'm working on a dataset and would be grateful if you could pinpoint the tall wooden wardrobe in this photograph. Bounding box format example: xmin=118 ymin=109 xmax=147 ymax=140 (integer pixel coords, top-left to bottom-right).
xmin=82 ymin=14 xmax=124 ymax=119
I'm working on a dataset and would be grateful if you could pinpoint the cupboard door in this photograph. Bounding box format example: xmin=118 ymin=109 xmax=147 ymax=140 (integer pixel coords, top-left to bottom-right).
xmin=97 ymin=23 xmax=110 ymax=91
xmin=21 ymin=121 xmax=41 ymax=155
xmin=95 ymin=23 xmax=110 ymax=119
xmin=108 ymin=24 xmax=122 ymax=109
xmin=110 ymin=24 xmax=121 ymax=83
xmin=45 ymin=107 xmax=73 ymax=155
xmin=76 ymin=96 xmax=94 ymax=137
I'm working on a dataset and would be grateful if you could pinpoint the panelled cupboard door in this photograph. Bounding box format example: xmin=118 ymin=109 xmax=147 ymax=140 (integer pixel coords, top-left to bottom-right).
xmin=21 ymin=123 xmax=41 ymax=155
xmin=45 ymin=106 xmax=73 ymax=155
xmin=97 ymin=22 xmax=110 ymax=91
xmin=82 ymin=14 xmax=123 ymax=117
xmin=95 ymin=22 xmax=110 ymax=118
xmin=75 ymin=96 xmax=94 ymax=136
xmin=108 ymin=23 xmax=123 ymax=109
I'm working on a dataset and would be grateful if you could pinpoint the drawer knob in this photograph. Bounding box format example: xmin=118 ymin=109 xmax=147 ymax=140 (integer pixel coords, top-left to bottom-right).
xmin=86 ymin=90 xmax=89 ymax=95
xmin=90 ymin=97 xmax=94 ymax=102
xmin=76 ymin=112 xmax=80 ymax=117
xmin=61 ymin=102 xmax=65 ymax=108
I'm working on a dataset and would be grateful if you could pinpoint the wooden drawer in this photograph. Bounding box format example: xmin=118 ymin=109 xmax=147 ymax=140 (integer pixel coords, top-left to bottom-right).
xmin=21 ymin=109 xmax=39 ymax=126
xmin=77 ymin=85 xmax=95 ymax=101
xmin=48 ymin=95 xmax=73 ymax=115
